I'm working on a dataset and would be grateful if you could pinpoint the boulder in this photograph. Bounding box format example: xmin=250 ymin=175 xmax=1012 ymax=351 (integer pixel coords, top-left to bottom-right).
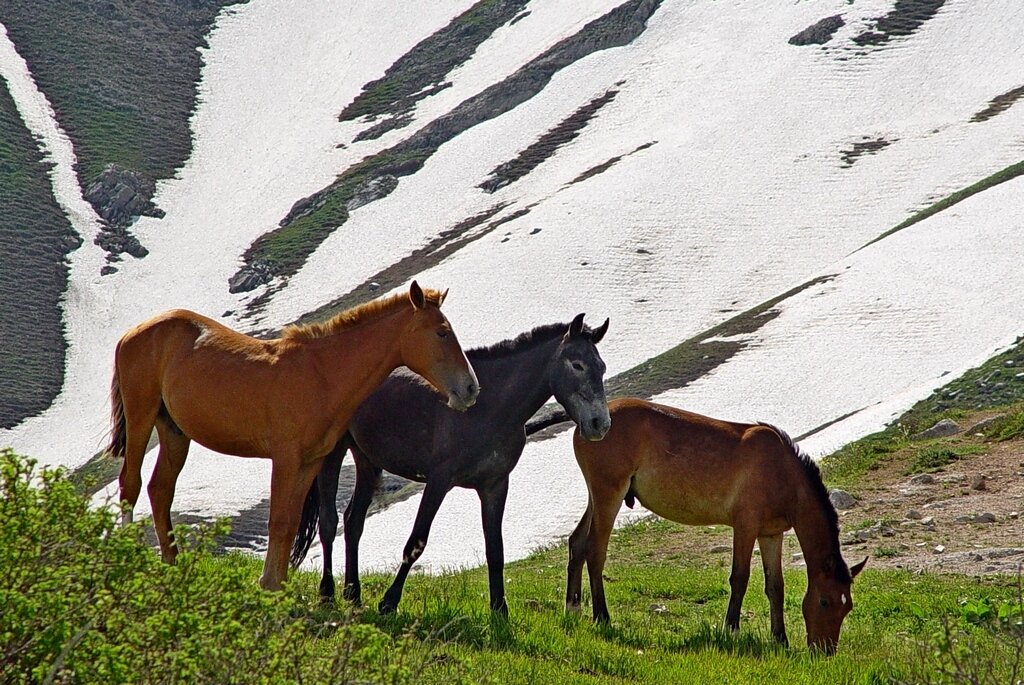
xmin=912 ymin=418 xmax=960 ymax=440
xmin=829 ymin=489 xmax=857 ymax=510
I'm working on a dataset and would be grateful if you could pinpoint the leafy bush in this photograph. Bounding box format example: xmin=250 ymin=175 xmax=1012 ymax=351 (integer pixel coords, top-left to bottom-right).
xmin=983 ymin=410 xmax=1024 ymax=442
xmin=0 ymin=449 xmax=435 ymax=684
xmin=902 ymin=581 xmax=1024 ymax=685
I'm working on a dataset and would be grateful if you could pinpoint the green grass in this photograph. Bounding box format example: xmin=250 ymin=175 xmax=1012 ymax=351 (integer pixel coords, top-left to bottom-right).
xmin=5 ymin=451 xmax=1022 ymax=683
xmin=286 ymin=517 xmax=1020 ymax=684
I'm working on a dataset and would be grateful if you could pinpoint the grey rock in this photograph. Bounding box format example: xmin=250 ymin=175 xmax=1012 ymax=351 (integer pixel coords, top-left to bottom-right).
xmin=970 ymin=474 xmax=987 ymax=491
xmin=972 ymin=512 xmax=996 ymax=524
xmin=228 ymin=262 xmax=273 ymax=294
xmin=909 ymin=473 xmax=936 ymax=485
xmin=83 ymin=163 xmax=163 ymax=228
xmin=964 ymin=415 xmax=1006 ymax=434
xmin=829 ymin=489 xmax=857 ymax=510
xmin=346 ymin=174 xmax=399 ymax=212
xmin=933 ymin=545 xmax=945 ymax=554
xmin=906 ymin=509 xmax=923 ymax=520
xmin=788 ymin=14 xmax=845 ymax=46
xmin=912 ymin=418 xmax=960 ymax=440
xmin=708 ymin=544 xmax=731 ymax=553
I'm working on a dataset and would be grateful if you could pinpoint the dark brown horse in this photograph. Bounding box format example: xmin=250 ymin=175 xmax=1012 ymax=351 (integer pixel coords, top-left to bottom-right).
xmin=567 ymin=397 xmax=866 ymax=654
xmin=291 ymin=314 xmax=610 ymax=614
xmin=105 ymin=282 xmax=478 ymax=590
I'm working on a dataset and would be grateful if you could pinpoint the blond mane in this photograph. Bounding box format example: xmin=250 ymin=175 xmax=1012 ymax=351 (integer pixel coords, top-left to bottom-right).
xmin=282 ymin=288 xmax=445 ymax=340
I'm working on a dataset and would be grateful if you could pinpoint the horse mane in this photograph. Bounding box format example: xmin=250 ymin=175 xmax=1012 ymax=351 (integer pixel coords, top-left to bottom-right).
xmin=467 ymin=321 xmax=599 ymax=360
xmin=759 ymin=423 xmax=851 ymax=583
xmin=282 ymin=288 xmax=445 ymax=340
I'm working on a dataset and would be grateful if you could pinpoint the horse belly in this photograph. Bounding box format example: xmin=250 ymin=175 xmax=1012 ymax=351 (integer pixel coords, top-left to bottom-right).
xmin=632 ymin=472 xmax=733 ymax=527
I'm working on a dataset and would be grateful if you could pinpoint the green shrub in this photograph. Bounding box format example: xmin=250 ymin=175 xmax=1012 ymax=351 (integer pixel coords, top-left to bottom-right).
xmin=0 ymin=448 xmax=435 ymax=684
xmin=984 ymin=410 xmax=1024 ymax=442
xmin=906 ymin=444 xmax=985 ymax=474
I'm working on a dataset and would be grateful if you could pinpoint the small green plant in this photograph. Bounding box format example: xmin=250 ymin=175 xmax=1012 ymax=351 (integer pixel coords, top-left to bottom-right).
xmin=874 ymin=546 xmax=900 ymax=559
xmin=906 ymin=444 xmax=985 ymax=474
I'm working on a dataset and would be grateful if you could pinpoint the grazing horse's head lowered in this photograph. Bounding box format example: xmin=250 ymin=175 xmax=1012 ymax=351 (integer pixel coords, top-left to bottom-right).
xmin=803 ymin=553 xmax=867 ymax=655
xmin=550 ymin=313 xmax=610 ymax=441
xmin=400 ymin=281 xmax=479 ymax=411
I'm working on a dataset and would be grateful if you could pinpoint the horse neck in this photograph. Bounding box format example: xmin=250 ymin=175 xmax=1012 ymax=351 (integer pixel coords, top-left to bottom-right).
xmin=471 ymin=335 xmax=561 ymax=426
xmin=788 ymin=476 xmax=841 ymax=578
xmin=304 ymin=307 xmax=408 ymax=408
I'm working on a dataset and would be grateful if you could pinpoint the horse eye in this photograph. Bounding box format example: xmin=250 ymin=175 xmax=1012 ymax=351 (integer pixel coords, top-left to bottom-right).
xmin=437 ymin=329 xmax=448 ymax=339
xmin=571 ymin=361 xmax=585 ymax=372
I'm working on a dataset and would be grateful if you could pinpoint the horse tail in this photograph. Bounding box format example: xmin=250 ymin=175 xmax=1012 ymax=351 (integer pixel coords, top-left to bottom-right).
xmin=290 ymin=475 xmax=320 ymax=568
xmin=525 ymin=406 xmax=571 ymax=436
xmin=104 ymin=355 xmax=127 ymax=460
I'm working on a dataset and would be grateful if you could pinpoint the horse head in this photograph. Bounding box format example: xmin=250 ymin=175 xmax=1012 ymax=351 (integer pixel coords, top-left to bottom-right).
xmin=550 ymin=313 xmax=611 ymax=441
xmin=803 ymin=554 xmax=867 ymax=655
xmin=400 ymin=281 xmax=479 ymax=411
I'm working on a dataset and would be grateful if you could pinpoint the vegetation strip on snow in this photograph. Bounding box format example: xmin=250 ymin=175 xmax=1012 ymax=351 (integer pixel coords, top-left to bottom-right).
xmin=0 ymin=82 xmax=79 ymax=429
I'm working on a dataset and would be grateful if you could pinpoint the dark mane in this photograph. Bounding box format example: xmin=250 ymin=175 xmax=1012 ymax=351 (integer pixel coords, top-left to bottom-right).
xmin=759 ymin=423 xmax=851 ymax=583
xmin=282 ymin=288 xmax=444 ymax=340
xmin=466 ymin=322 xmax=599 ymax=360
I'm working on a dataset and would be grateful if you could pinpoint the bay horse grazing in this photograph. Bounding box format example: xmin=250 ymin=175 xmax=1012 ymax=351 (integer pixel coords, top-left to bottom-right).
xmin=291 ymin=313 xmax=610 ymax=614
xmin=104 ymin=281 xmax=479 ymax=591
xmin=567 ymin=398 xmax=867 ymax=654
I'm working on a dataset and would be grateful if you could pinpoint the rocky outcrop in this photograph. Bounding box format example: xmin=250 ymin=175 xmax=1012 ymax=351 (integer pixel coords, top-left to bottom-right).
xmin=84 ymin=164 xmax=164 ymax=228
xmin=789 ymin=15 xmax=844 ymax=46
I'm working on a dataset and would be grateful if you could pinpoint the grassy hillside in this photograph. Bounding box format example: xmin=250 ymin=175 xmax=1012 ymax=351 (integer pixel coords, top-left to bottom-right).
xmin=0 ymin=82 xmax=78 ymax=429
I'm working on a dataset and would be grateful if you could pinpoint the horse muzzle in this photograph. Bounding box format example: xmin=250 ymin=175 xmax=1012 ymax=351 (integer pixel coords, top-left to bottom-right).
xmin=579 ymin=411 xmax=611 ymax=441
xmin=446 ymin=380 xmax=480 ymax=412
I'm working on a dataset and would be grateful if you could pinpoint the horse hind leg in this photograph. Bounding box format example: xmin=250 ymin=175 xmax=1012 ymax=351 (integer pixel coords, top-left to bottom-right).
xmin=758 ymin=533 xmax=788 ymax=646
xmin=565 ymin=498 xmax=593 ymax=612
xmin=148 ymin=410 xmax=191 ymax=564
xmin=117 ymin=383 xmax=162 ymax=525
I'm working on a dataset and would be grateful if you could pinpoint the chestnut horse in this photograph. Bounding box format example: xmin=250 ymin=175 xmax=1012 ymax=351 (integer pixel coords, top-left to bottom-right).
xmin=104 ymin=282 xmax=478 ymax=590
xmin=291 ymin=314 xmax=610 ymax=614
xmin=567 ymin=398 xmax=866 ymax=654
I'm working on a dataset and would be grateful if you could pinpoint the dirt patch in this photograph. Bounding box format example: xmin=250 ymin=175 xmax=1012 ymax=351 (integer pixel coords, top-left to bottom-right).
xmin=970 ymin=84 xmax=1024 ymax=123
xmin=834 ymin=424 xmax=1024 ymax=575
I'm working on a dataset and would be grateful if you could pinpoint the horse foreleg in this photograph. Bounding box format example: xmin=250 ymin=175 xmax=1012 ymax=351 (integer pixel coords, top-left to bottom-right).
xmin=378 ymin=477 xmax=451 ymax=614
xmin=566 ymin=498 xmax=593 ymax=612
xmin=148 ymin=421 xmax=191 ymax=564
xmin=314 ymin=445 xmax=344 ymax=602
xmin=342 ymin=449 xmax=380 ymax=605
xmin=479 ymin=479 xmax=510 ymax=616
xmin=758 ymin=533 xmax=788 ymax=646
xmin=725 ymin=527 xmax=757 ymax=633
xmin=586 ymin=491 xmax=624 ymax=624
xmin=261 ymin=457 xmax=323 ymax=591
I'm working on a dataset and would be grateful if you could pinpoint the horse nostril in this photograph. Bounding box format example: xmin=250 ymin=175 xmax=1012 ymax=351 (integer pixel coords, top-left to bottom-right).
xmin=467 ymin=383 xmax=478 ymax=397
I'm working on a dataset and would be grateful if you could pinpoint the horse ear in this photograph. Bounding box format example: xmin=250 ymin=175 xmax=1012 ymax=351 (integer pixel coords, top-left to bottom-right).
xmin=850 ymin=556 xmax=868 ymax=579
xmin=409 ymin=280 xmax=425 ymax=310
xmin=568 ymin=313 xmax=585 ymax=338
xmin=591 ymin=317 xmax=609 ymax=344
xmin=439 ymin=288 xmax=449 ymax=306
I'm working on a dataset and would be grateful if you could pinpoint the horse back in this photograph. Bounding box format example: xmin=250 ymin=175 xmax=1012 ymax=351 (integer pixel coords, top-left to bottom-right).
xmin=574 ymin=398 xmax=796 ymax=529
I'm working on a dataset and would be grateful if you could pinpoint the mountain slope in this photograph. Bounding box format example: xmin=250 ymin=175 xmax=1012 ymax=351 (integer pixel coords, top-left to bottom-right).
xmin=1 ymin=0 xmax=1023 ymax=572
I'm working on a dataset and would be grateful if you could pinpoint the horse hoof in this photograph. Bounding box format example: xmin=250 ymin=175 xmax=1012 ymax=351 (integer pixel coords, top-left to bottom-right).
xmin=378 ymin=601 xmax=397 ymax=615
